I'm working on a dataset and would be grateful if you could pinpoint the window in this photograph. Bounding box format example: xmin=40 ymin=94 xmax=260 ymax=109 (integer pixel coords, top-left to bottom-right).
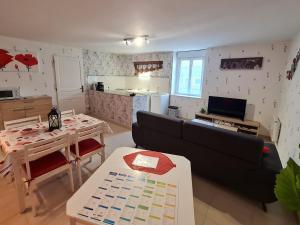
xmin=174 ymin=51 xmax=205 ymax=97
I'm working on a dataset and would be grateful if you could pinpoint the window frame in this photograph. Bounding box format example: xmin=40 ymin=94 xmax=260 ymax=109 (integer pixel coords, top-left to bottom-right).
xmin=174 ymin=55 xmax=205 ymax=98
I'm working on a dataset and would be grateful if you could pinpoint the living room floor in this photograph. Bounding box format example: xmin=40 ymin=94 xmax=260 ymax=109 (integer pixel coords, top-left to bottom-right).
xmin=0 ymin=122 xmax=297 ymax=225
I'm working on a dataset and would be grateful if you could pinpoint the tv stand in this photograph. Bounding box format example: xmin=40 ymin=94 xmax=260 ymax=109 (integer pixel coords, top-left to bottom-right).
xmin=195 ymin=113 xmax=260 ymax=136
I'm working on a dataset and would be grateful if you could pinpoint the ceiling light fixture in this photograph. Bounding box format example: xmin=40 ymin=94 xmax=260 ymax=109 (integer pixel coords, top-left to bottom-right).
xmin=134 ymin=36 xmax=144 ymax=46
xmin=123 ymin=35 xmax=150 ymax=46
xmin=124 ymin=38 xmax=133 ymax=46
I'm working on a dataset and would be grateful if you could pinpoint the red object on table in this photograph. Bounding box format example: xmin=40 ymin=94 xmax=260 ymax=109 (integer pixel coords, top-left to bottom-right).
xmin=123 ymin=150 xmax=176 ymax=175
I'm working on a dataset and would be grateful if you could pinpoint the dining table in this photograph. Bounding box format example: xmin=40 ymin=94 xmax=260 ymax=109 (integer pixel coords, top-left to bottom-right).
xmin=0 ymin=113 xmax=113 ymax=213
xmin=66 ymin=147 xmax=195 ymax=225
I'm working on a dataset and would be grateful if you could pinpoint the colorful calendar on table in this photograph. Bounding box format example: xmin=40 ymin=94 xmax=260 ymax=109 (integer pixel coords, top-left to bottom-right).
xmin=77 ymin=170 xmax=178 ymax=225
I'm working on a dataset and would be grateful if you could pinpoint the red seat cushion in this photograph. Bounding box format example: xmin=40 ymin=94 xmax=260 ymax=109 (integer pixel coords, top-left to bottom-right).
xmin=23 ymin=151 xmax=68 ymax=179
xmin=70 ymin=138 xmax=103 ymax=157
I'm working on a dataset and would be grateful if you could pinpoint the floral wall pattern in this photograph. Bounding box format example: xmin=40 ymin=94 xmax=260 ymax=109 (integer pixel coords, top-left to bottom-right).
xmin=83 ymin=50 xmax=132 ymax=76
xmin=83 ymin=50 xmax=173 ymax=78
xmin=276 ymin=32 xmax=300 ymax=166
xmin=88 ymin=90 xmax=148 ymax=128
xmin=83 ymin=50 xmax=173 ymax=111
xmin=171 ymin=42 xmax=289 ymax=135
xmin=0 ymin=35 xmax=83 ymax=106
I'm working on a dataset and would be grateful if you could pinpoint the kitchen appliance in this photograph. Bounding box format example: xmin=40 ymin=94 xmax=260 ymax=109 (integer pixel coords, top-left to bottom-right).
xmin=96 ymin=82 xmax=104 ymax=91
xmin=168 ymin=105 xmax=179 ymax=118
xmin=0 ymin=87 xmax=20 ymax=100
xmin=150 ymin=93 xmax=169 ymax=115
xmin=208 ymin=96 xmax=247 ymax=120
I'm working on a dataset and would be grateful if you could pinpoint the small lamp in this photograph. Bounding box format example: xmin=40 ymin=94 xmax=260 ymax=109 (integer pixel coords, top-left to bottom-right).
xmin=48 ymin=107 xmax=62 ymax=131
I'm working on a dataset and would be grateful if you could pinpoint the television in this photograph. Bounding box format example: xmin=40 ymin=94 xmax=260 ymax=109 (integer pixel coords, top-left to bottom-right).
xmin=207 ymin=96 xmax=247 ymax=120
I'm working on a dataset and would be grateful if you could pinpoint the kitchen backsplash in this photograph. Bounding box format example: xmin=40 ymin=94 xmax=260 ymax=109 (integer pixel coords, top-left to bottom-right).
xmin=83 ymin=50 xmax=173 ymax=92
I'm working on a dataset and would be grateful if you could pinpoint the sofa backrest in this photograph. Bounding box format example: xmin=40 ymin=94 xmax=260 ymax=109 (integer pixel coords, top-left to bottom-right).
xmin=182 ymin=121 xmax=263 ymax=165
xmin=136 ymin=111 xmax=183 ymax=138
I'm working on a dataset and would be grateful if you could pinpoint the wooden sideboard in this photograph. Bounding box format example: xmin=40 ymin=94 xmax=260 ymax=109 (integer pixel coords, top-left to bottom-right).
xmin=0 ymin=95 xmax=52 ymax=130
xmin=195 ymin=112 xmax=260 ymax=136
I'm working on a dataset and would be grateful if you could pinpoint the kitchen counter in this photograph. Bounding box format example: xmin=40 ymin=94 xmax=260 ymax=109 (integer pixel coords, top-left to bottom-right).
xmin=98 ymin=90 xmax=146 ymax=97
xmin=88 ymin=90 xmax=148 ymax=128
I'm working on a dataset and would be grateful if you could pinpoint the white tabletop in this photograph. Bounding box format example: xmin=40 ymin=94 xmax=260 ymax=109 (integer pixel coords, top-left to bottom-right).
xmin=66 ymin=147 xmax=195 ymax=225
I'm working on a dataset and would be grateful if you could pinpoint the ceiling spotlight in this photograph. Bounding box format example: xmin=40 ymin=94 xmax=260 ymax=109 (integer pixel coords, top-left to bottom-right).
xmin=123 ymin=35 xmax=150 ymax=47
xmin=145 ymin=36 xmax=150 ymax=44
xmin=123 ymin=38 xmax=133 ymax=46
xmin=134 ymin=37 xmax=144 ymax=46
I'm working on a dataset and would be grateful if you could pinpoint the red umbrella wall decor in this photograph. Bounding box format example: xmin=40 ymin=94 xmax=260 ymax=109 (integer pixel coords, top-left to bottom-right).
xmin=0 ymin=49 xmax=13 ymax=71
xmin=15 ymin=54 xmax=38 ymax=72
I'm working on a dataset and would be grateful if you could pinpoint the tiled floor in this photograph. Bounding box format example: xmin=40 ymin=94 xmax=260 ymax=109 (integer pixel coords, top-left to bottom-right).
xmin=0 ymin=121 xmax=297 ymax=225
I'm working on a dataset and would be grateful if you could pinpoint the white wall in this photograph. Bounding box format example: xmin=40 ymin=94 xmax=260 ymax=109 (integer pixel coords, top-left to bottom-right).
xmin=171 ymin=42 xmax=289 ymax=135
xmin=276 ymin=32 xmax=300 ymax=166
xmin=0 ymin=35 xmax=83 ymax=105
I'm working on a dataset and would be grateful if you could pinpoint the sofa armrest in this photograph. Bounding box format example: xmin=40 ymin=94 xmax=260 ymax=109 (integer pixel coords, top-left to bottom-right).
xmin=261 ymin=143 xmax=282 ymax=173
xmin=132 ymin=122 xmax=143 ymax=146
xmin=132 ymin=122 xmax=138 ymax=129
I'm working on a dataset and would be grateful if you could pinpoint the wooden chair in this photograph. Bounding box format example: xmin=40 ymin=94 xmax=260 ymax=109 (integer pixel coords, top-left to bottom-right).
xmin=22 ymin=133 xmax=74 ymax=216
xmin=70 ymin=124 xmax=105 ymax=185
xmin=4 ymin=116 xmax=42 ymax=130
xmin=61 ymin=109 xmax=75 ymax=118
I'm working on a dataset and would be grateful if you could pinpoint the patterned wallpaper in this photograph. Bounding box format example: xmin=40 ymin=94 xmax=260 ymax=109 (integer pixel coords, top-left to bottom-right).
xmin=83 ymin=50 xmax=173 ymax=111
xmin=88 ymin=90 xmax=148 ymax=128
xmin=83 ymin=50 xmax=132 ymax=76
xmin=276 ymin=32 xmax=300 ymax=166
xmin=83 ymin=50 xmax=173 ymax=77
xmin=131 ymin=53 xmax=173 ymax=78
xmin=171 ymin=42 xmax=289 ymax=135
xmin=0 ymin=35 xmax=83 ymax=106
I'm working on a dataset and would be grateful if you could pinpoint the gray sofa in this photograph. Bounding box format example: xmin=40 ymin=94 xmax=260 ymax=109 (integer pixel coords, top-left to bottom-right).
xmin=132 ymin=111 xmax=282 ymax=208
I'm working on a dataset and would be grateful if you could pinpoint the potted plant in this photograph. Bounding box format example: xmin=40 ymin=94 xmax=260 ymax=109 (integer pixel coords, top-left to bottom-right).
xmin=200 ymin=107 xmax=207 ymax=114
xmin=275 ymin=147 xmax=300 ymax=221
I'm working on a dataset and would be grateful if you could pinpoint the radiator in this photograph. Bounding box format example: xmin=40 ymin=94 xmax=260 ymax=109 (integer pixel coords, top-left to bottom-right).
xmin=271 ymin=116 xmax=281 ymax=144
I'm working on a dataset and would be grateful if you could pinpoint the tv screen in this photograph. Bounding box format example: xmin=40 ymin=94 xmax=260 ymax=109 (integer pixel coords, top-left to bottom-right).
xmin=207 ymin=96 xmax=247 ymax=120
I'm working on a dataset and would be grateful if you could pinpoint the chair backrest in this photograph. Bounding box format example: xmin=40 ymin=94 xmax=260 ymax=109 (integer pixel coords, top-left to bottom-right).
xmin=61 ymin=109 xmax=75 ymax=118
xmin=4 ymin=115 xmax=42 ymax=130
xmin=24 ymin=133 xmax=70 ymax=180
xmin=73 ymin=124 xmax=101 ymax=156
xmin=76 ymin=124 xmax=101 ymax=142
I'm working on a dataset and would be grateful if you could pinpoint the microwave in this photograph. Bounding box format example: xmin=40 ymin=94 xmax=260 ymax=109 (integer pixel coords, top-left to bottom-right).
xmin=0 ymin=87 xmax=21 ymax=100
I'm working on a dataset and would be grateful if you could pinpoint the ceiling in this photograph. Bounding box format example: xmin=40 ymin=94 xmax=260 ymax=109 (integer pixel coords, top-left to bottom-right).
xmin=1 ymin=0 xmax=300 ymax=53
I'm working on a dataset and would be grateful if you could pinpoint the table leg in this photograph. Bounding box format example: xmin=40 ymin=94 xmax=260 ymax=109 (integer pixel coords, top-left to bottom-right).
xmin=100 ymin=133 xmax=105 ymax=163
xmin=100 ymin=133 xmax=104 ymax=145
xmin=70 ymin=217 xmax=76 ymax=225
xmin=11 ymin=151 xmax=26 ymax=213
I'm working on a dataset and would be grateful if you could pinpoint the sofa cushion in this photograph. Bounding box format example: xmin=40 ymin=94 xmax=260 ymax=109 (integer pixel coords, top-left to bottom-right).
xmin=137 ymin=111 xmax=183 ymax=138
xmin=182 ymin=121 xmax=263 ymax=165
